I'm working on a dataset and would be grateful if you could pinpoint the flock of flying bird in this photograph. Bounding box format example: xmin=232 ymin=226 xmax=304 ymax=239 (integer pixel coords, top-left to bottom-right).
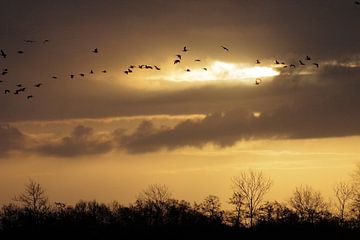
xmin=121 ymin=44 xmax=320 ymax=86
xmin=1 ymin=40 xmax=322 ymax=101
xmin=0 ymin=43 xmax=108 ymax=100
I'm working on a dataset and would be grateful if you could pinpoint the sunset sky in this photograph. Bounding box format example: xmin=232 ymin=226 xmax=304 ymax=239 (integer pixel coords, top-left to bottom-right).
xmin=1 ymin=0 xmax=360 ymax=208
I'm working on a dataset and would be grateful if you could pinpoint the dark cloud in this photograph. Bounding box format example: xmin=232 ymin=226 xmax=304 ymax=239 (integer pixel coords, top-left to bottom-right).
xmin=0 ymin=124 xmax=27 ymax=156
xmin=115 ymin=64 xmax=360 ymax=153
xmin=35 ymin=125 xmax=113 ymax=157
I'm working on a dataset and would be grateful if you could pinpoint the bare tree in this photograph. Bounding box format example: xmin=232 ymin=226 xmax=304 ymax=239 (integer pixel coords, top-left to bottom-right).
xmin=232 ymin=170 xmax=272 ymax=227
xmin=138 ymin=184 xmax=172 ymax=205
xmin=333 ymin=181 xmax=354 ymax=220
xmin=14 ymin=179 xmax=49 ymax=212
xmin=289 ymin=185 xmax=328 ymax=223
xmin=229 ymin=192 xmax=244 ymax=228
xmin=135 ymin=184 xmax=172 ymax=225
xmin=199 ymin=195 xmax=224 ymax=223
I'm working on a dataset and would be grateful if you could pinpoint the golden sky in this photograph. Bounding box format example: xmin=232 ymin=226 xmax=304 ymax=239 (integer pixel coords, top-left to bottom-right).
xmin=1 ymin=0 xmax=360 ymax=207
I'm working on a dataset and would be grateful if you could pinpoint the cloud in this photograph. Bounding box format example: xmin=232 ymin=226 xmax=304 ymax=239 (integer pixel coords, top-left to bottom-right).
xmin=114 ymin=64 xmax=360 ymax=153
xmin=34 ymin=125 xmax=113 ymax=157
xmin=0 ymin=124 xmax=27 ymax=156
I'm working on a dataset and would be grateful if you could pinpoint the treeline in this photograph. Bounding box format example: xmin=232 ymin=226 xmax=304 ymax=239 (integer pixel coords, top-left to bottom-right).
xmin=2 ymin=169 xmax=360 ymax=239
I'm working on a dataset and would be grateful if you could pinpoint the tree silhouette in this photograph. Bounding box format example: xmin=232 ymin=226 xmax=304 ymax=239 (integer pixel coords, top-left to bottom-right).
xmin=333 ymin=181 xmax=354 ymax=221
xmin=13 ymin=179 xmax=49 ymax=213
xmin=197 ymin=195 xmax=224 ymax=224
xmin=289 ymin=185 xmax=328 ymax=224
xmin=232 ymin=170 xmax=272 ymax=227
xmin=229 ymin=192 xmax=244 ymax=228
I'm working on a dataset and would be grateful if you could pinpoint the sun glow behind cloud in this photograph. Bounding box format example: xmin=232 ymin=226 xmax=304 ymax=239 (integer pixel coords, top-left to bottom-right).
xmin=146 ymin=61 xmax=280 ymax=83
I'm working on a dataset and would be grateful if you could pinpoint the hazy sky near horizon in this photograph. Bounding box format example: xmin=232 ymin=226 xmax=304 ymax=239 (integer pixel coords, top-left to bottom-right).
xmin=1 ymin=0 xmax=360 ymax=207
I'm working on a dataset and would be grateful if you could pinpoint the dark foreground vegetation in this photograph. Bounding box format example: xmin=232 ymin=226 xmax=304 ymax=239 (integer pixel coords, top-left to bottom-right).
xmin=2 ymin=169 xmax=360 ymax=239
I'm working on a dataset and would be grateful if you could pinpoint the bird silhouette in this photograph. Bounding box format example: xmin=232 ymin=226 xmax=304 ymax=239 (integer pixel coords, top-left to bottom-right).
xmin=90 ymin=70 xmax=94 ymax=74
xmin=128 ymin=69 xmax=133 ymax=73
xmin=35 ymin=83 xmax=42 ymax=87
xmin=16 ymin=84 xmax=22 ymax=88
xmin=176 ymin=54 xmax=182 ymax=59
xmin=43 ymin=39 xmax=49 ymax=43
xmin=102 ymin=70 xmax=107 ymax=73
xmin=290 ymin=64 xmax=296 ymax=68
xmin=174 ymin=59 xmax=180 ymax=64
xmin=256 ymin=60 xmax=261 ymax=64
xmin=283 ymin=65 xmax=288 ymax=68
xmin=221 ymin=46 xmax=229 ymax=51
xmin=145 ymin=65 xmax=153 ymax=69
xmin=299 ymin=60 xmax=306 ymax=65
xmin=52 ymin=76 xmax=58 ymax=79
xmin=313 ymin=63 xmax=319 ymax=68
xmin=92 ymin=48 xmax=99 ymax=53
xmin=306 ymin=56 xmax=311 ymax=61
xmin=24 ymin=40 xmax=36 ymax=43
xmin=275 ymin=60 xmax=280 ymax=64
xmin=4 ymin=89 xmax=10 ymax=94
xmin=255 ymin=78 xmax=262 ymax=85
xmin=0 ymin=50 xmax=6 ymax=58
xmin=154 ymin=66 xmax=161 ymax=70
xmin=2 ymin=69 xmax=8 ymax=75
xmin=129 ymin=65 xmax=135 ymax=69
xmin=70 ymin=74 xmax=75 ymax=79
xmin=0 ymin=80 xmax=2 ymax=83
xmin=203 ymin=68 xmax=208 ymax=71
xmin=186 ymin=69 xmax=191 ymax=72
xmin=139 ymin=65 xmax=145 ymax=69
xmin=355 ymin=1 xmax=360 ymax=5
xmin=194 ymin=59 xmax=201 ymax=62
xmin=124 ymin=71 xmax=129 ymax=74
xmin=79 ymin=73 xmax=85 ymax=77
xmin=27 ymin=95 xmax=33 ymax=99
xmin=183 ymin=46 xmax=189 ymax=52
xmin=17 ymin=50 xmax=24 ymax=54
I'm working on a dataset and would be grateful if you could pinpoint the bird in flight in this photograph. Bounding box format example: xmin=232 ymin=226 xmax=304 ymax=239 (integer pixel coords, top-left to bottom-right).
xmin=221 ymin=46 xmax=229 ymax=51
xmin=186 ymin=69 xmax=191 ymax=72
xmin=43 ymin=39 xmax=49 ymax=44
xmin=70 ymin=74 xmax=75 ymax=79
xmin=194 ymin=59 xmax=201 ymax=62
xmin=255 ymin=78 xmax=262 ymax=85
xmin=52 ymin=76 xmax=58 ymax=79
xmin=102 ymin=70 xmax=107 ymax=73
xmin=355 ymin=1 xmax=360 ymax=5
xmin=90 ymin=70 xmax=94 ymax=74
xmin=127 ymin=69 xmax=133 ymax=73
xmin=275 ymin=60 xmax=280 ymax=64
xmin=0 ymin=50 xmax=6 ymax=58
xmin=306 ymin=56 xmax=311 ymax=61
xmin=176 ymin=54 xmax=182 ymax=60
xmin=174 ymin=59 xmax=180 ymax=64
xmin=79 ymin=73 xmax=85 ymax=77
xmin=313 ymin=63 xmax=319 ymax=68
xmin=129 ymin=65 xmax=135 ymax=69
xmin=124 ymin=70 xmax=129 ymax=74
xmin=203 ymin=68 xmax=208 ymax=71
xmin=290 ymin=64 xmax=296 ymax=68
xmin=183 ymin=46 xmax=189 ymax=52
xmin=17 ymin=50 xmax=24 ymax=54
xmin=299 ymin=60 xmax=306 ymax=65
xmin=2 ymin=69 xmax=8 ymax=75
xmin=16 ymin=84 xmax=22 ymax=88
xmin=256 ymin=60 xmax=261 ymax=64
xmin=24 ymin=40 xmax=36 ymax=43
xmin=92 ymin=48 xmax=99 ymax=53
xmin=35 ymin=83 xmax=42 ymax=88
xmin=154 ymin=66 xmax=161 ymax=70
xmin=27 ymin=95 xmax=33 ymax=99
xmin=4 ymin=89 xmax=10 ymax=94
